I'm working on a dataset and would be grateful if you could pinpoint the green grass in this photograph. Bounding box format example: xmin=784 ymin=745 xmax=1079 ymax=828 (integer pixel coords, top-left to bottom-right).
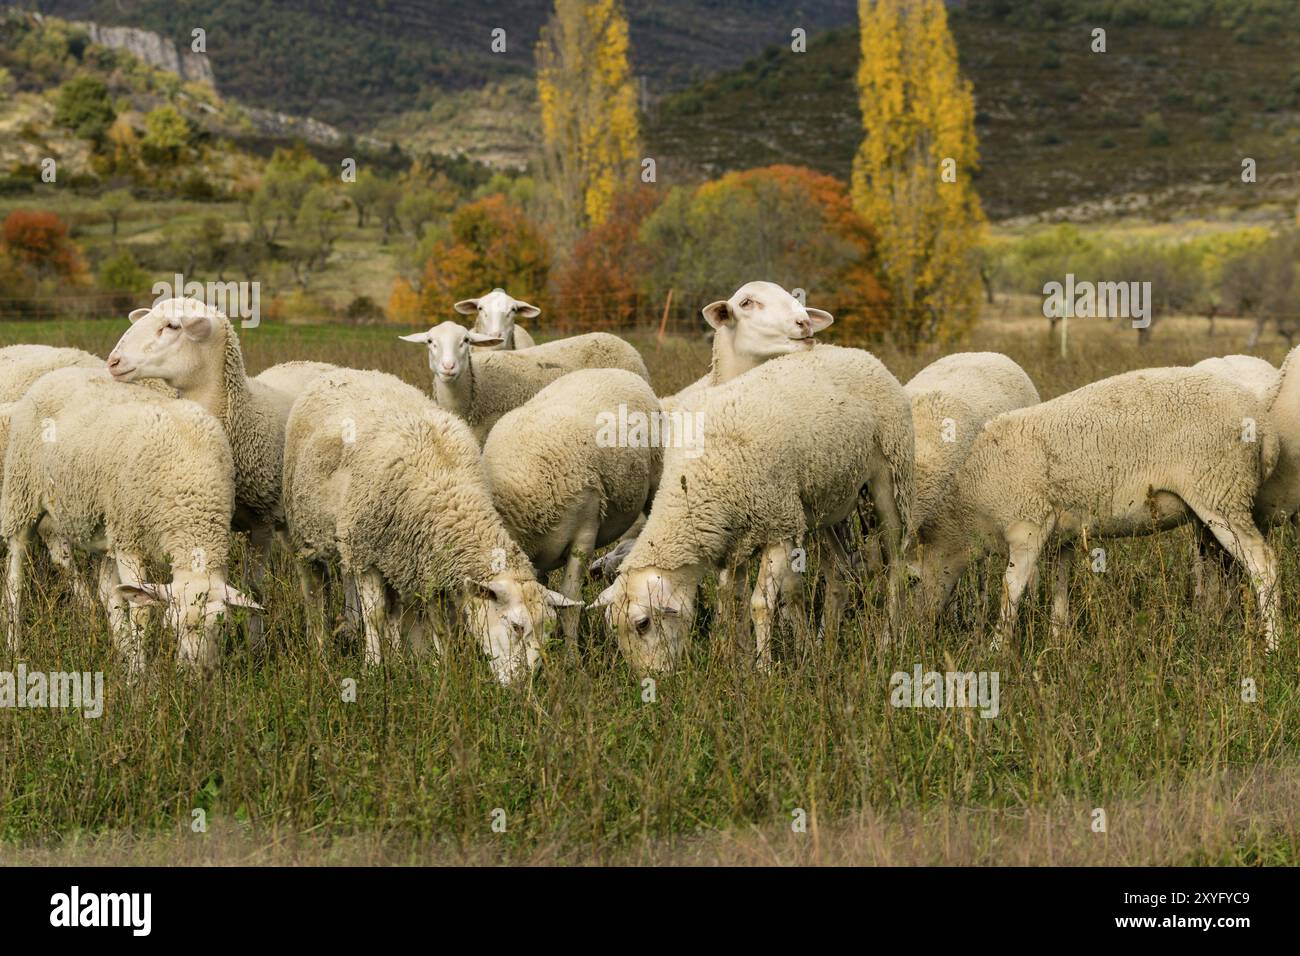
xmin=0 ymin=317 xmax=1298 ymax=865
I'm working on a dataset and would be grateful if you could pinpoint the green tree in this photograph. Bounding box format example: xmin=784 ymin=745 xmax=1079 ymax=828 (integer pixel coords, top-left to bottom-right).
xmin=140 ymin=105 xmax=191 ymax=166
xmin=54 ymin=74 xmax=116 ymax=145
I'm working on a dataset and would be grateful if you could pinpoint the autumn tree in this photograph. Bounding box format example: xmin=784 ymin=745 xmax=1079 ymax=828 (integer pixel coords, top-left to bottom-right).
xmin=536 ymin=0 xmax=640 ymax=251
xmin=851 ymin=0 xmax=985 ymax=347
xmin=417 ymin=194 xmax=550 ymax=317
xmin=638 ymin=165 xmax=891 ymax=339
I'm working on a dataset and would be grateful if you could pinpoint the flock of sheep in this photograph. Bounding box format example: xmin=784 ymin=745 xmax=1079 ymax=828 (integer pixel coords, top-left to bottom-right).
xmin=0 ymin=280 xmax=1293 ymax=685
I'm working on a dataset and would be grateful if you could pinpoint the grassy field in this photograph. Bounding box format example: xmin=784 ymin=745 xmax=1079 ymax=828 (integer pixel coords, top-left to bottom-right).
xmin=0 ymin=313 xmax=1297 ymax=865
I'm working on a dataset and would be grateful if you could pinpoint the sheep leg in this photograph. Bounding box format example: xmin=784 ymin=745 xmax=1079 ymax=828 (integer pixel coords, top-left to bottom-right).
xmin=865 ymin=470 xmax=906 ymax=649
xmin=1050 ymin=542 xmax=1074 ymax=640
xmin=37 ymin=522 xmax=93 ymax=609
xmin=819 ymin=525 xmax=855 ymax=644
xmin=558 ymin=504 xmax=601 ymax=657
xmin=1198 ymin=511 xmax=1280 ymax=653
xmin=4 ymin=525 xmax=34 ymax=653
xmin=357 ymin=570 xmax=399 ymax=666
xmin=1191 ymin=520 xmax=1234 ymax=607
xmin=98 ymin=557 xmax=146 ymax=676
xmin=750 ymin=539 xmax=800 ymax=672
xmin=240 ymin=524 xmax=275 ymax=653
xmin=995 ymin=522 xmax=1048 ymax=652
xmin=718 ymin=560 xmax=752 ymax=657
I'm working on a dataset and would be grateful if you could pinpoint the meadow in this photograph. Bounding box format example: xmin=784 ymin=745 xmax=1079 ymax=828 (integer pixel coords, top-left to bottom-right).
xmin=0 ymin=312 xmax=1297 ymax=865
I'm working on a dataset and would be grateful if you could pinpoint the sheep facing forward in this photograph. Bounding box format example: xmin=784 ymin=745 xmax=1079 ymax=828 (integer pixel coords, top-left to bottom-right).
xmin=282 ymin=368 xmax=578 ymax=684
xmin=453 ymin=287 xmax=538 ymax=350
xmin=400 ymin=323 xmax=650 ymax=443
xmin=483 ymin=368 xmax=663 ymax=649
xmin=2 ymin=368 xmax=260 ymax=671
xmin=917 ymin=367 xmax=1281 ymax=651
xmin=591 ymin=345 xmax=914 ymax=673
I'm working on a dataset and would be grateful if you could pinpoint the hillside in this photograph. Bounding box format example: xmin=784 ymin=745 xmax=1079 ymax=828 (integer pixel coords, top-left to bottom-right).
xmin=27 ymin=0 xmax=858 ymax=127
xmin=646 ymin=17 xmax=1300 ymax=220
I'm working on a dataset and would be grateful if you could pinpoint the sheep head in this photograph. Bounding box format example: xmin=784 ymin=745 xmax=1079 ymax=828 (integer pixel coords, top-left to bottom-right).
xmin=454 ymin=288 xmax=540 ymax=350
xmin=461 ymin=575 xmax=578 ymax=686
xmin=588 ymin=567 xmax=696 ymax=674
xmin=701 ymin=281 xmax=832 ymax=366
xmin=399 ymin=321 xmax=498 ymax=381
xmin=107 ymin=297 xmax=226 ymax=389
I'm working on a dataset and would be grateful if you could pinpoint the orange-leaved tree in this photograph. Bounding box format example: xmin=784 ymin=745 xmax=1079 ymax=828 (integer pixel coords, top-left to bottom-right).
xmin=416 ymin=194 xmax=551 ymax=320
xmin=551 ymin=185 xmax=661 ymax=330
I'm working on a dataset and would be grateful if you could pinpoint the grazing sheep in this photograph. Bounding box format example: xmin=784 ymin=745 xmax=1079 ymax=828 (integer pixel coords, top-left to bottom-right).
xmin=453 ymin=287 xmax=538 ymax=350
xmin=2 ymin=367 xmax=259 ymax=671
xmin=917 ymin=368 xmax=1281 ymax=652
xmin=599 ymin=281 xmax=834 ymax=579
xmin=483 ymin=368 xmax=663 ymax=649
xmin=106 ymin=299 xmax=337 ymax=638
xmin=590 ymin=345 xmax=914 ymax=673
xmin=0 ymin=345 xmax=103 ymax=402
xmin=399 ymin=322 xmax=650 ymax=443
xmin=282 ymin=368 xmax=579 ymax=684
xmin=905 ymin=352 xmax=1041 ymax=537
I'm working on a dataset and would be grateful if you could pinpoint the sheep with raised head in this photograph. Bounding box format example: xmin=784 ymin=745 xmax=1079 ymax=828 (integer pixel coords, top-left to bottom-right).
xmin=399 ymin=322 xmax=650 ymax=443
xmin=597 ymin=281 xmax=834 ymax=580
xmin=482 ymin=368 xmax=663 ymax=650
xmin=105 ymin=298 xmax=339 ymax=638
xmin=917 ymin=367 xmax=1281 ymax=652
xmin=282 ymin=367 xmax=579 ymax=684
xmin=453 ymin=287 xmax=538 ymax=350
xmin=2 ymin=367 xmax=259 ymax=671
xmin=590 ymin=344 xmax=914 ymax=673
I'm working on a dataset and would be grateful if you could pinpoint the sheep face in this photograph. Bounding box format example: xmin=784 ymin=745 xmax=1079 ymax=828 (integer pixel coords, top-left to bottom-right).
xmin=590 ymin=569 xmax=696 ymax=674
xmin=701 ymin=281 xmax=832 ymax=363
xmin=108 ymin=297 xmax=224 ymax=387
xmin=454 ymin=288 xmax=540 ymax=350
xmin=462 ymin=577 xmax=578 ymax=685
xmin=399 ymin=321 xmax=499 ymax=380
xmin=117 ymin=572 xmax=263 ymax=673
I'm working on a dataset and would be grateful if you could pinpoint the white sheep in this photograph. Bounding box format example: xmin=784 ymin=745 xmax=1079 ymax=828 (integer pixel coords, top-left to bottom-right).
xmin=399 ymin=322 xmax=650 ymax=443
xmin=590 ymin=344 xmax=914 ymax=673
xmin=2 ymin=367 xmax=260 ymax=671
xmin=917 ymin=367 xmax=1281 ymax=652
xmin=597 ymin=280 xmax=834 ymax=579
xmin=904 ymin=352 xmax=1041 ymax=538
xmin=106 ymin=299 xmax=338 ymax=638
xmin=453 ymin=287 xmax=538 ymax=350
xmin=282 ymin=367 xmax=579 ymax=684
xmin=1191 ymin=355 xmax=1277 ymax=401
xmin=482 ymin=368 xmax=663 ymax=650
xmin=0 ymin=344 xmax=103 ymax=402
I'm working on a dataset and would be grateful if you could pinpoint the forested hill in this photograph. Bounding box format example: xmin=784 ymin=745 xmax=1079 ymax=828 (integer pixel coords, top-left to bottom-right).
xmin=26 ymin=0 xmax=858 ymax=126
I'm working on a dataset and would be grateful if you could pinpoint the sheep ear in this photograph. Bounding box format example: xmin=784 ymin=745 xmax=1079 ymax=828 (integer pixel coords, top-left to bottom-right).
xmin=127 ymin=307 xmax=152 ymax=324
xmin=179 ymin=311 xmax=214 ymax=341
xmin=222 ymin=583 xmax=264 ymax=612
xmin=453 ymin=299 xmax=479 ymax=315
xmin=514 ymin=300 xmax=541 ymax=319
xmin=806 ymin=308 xmax=834 ymax=332
xmin=117 ymin=581 xmax=170 ymax=606
xmin=467 ymin=331 xmax=505 ymax=347
xmin=701 ymin=300 xmax=731 ymax=330
xmin=399 ymin=331 xmax=431 ymax=344
xmin=542 ymin=588 xmax=581 ymax=608
xmin=586 ymin=582 xmax=619 ymax=611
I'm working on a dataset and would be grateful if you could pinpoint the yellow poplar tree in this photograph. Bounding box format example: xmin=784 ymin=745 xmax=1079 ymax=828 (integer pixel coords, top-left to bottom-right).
xmin=536 ymin=0 xmax=640 ymax=250
xmin=851 ymin=0 xmax=985 ymax=347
